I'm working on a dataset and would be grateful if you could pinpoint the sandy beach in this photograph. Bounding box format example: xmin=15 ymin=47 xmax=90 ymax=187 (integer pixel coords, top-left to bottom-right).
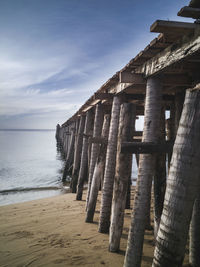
xmin=0 ymin=189 xmax=189 ymax=267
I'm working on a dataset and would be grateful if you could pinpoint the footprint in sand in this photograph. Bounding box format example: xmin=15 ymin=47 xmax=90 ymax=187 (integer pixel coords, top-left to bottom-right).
xmin=12 ymin=231 xmax=34 ymax=239
xmin=53 ymin=258 xmax=67 ymax=264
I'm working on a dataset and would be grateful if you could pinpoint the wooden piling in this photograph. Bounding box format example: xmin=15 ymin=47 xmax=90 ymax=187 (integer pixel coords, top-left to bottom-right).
xmin=109 ymin=103 xmax=136 ymax=252
xmin=63 ymin=126 xmax=70 ymax=157
xmin=153 ymin=107 xmax=166 ymax=238
xmin=85 ymin=113 xmax=110 ymax=223
xmin=76 ymin=110 xmax=93 ymax=200
xmin=124 ymin=76 xmax=162 ymax=267
xmin=55 ymin=124 xmax=60 ymax=140
xmin=71 ymin=115 xmax=86 ymax=193
xmin=86 ymin=103 xmax=104 ymax=210
xmin=125 ymin=173 xmax=132 ymax=210
xmin=166 ymin=91 xmax=184 ymax=169
xmin=66 ymin=125 xmax=72 ymax=157
xmin=153 ymin=86 xmax=200 ymax=267
xmin=189 ymin=192 xmax=200 ymax=267
xmin=74 ymin=118 xmax=80 ymax=150
xmin=98 ymin=96 xmax=121 ymax=233
xmin=62 ymin=123 xmax=76 ymax=181
xmin=174 ymin=91 xmax=185 ymax=133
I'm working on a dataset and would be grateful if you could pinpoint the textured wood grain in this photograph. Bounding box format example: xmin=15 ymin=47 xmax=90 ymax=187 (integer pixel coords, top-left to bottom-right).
xmin=109 ymin=103 xmax=136 ymax=252
xmin=153 ymin=86 xmax=200 ymax=267
xmin=98 ymin=96 xmax=121 ymax=233
xmin=124 ymin=76 xmax=162 ymax=267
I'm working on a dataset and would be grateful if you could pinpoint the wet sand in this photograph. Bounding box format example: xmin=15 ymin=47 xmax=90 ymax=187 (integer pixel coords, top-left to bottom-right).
xmin=0 ymin=189 xmax=189 ymax=267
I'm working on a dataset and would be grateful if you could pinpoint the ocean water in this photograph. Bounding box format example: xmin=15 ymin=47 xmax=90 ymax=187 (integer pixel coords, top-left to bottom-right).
xmin=0 ymin=129 xmax=138 ymax=206
xmin=0 ymin=129 xmax=67 ymax=206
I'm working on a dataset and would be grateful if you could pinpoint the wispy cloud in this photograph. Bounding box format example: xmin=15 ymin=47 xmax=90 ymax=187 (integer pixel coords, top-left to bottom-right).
xmin=0 ymin=0 xmax=192 ymax=129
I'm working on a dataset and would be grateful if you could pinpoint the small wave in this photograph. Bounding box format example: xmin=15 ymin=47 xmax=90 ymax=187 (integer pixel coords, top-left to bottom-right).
xmin=0 ymin=186 xmax=70 ymax=194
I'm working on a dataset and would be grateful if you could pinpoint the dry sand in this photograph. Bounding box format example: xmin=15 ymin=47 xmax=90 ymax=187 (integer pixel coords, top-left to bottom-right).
xmin=0 ymin=189 xmax=189 ymax=267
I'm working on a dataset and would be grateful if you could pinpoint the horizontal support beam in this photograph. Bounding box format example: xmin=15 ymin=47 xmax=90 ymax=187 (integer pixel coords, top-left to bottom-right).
xmin=119 ymin=72 xmax=145 ymax=84
xmin=136 ymin=32 xmax=200 ymax=77
xmin=121 ymin=141 xmax=174 ymax=154
xmin=119 ymin=72 xmax=191 ymax=88
xmin=89 ymin=136 xmax=108 ymax=145
xmin=133 ymin=131 xmax=143 ymax=137
xmin=150 ymin=20 xmax=198 ymax=35
xmin=178 ymin=6 xmax=200 ymax=19
xmin=83 ymin=133 xmax=93 ymax=138
xmin=94 ymin=93 xmax=113 ymax=100
xmin=124 ymin=93 xmax=174 ymax=102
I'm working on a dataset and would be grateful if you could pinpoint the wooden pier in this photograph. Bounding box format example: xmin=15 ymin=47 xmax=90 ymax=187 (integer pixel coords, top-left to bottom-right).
xmin=56 ymin=1 xmax=200 ymax=266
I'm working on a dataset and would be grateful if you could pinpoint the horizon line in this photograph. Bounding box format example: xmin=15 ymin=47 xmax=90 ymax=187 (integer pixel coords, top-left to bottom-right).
xmin=0 ymin=128 xmax=55 ymax=131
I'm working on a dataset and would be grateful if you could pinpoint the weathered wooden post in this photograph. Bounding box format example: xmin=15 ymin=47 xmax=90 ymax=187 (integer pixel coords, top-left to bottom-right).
xmin=98 ymin=95 xmax=121 ymax=233
xmin=109 ymin=102 xmax=136 ymax=252
xmin=166 ymin=91 xmax=184 ymax=170
xmin=125 ymin=171 xmax=132 ymax=210
xmin=86 ymin=103 xmax=104 ymax=209
xmin=166 ymin=102 xmax=175 ymax=169
xmin=174 ymin=91 xmax=185 ymax=133
xmin=57 ymin=126 xmax=65 ymax=157
xmin=60 ymin=126 xmax=64 ymax=144
xmin=63 ymin=126 xmax=70 ymax=157
xmin=124 ymin=76 xmax=162 ymax=267
xmin=55 ymin=124 xmax=60 ymax=140
xmin=61 ymin=127 xmax=66 ymax=152
xmin=76 ymin=109 xmax=93 ymax=200
xmin=189 ymin=191 xmax=200 ymax=267
xmin=85 ymin=113 xmax=111 ymax=222
xmin=74 ymin=118 xmax=80 ymax=151
xmin=67 ymin=125 xmax=72 ymax=157
xmin=71 ymin=115 xmax=86 ymax=193
xmin=62 ymin=123 xmax=76 ymax=181
xmin=153 ymin=106 xmax=166 ymax=238
xmin=153 ymin=86 xmax=200 ymax=267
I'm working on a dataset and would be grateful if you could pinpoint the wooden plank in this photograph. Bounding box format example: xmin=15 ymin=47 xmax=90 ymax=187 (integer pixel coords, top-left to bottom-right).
xmin=178 ymin=6 xmax=200 ymax=19
xmin=136 ymin=33 xmax=200 ymax=77
xmin=119 ymin=71 xmax=145 ymax=84
xmin=150 ymin=20 xmax=198 ymax=35
xmin=121 ymin=141 xmax=174 ymax=154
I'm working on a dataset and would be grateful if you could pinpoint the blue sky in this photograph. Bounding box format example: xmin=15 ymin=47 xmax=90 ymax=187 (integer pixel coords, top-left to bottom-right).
xmin=0 ymin=0 xmax=191 ymax=129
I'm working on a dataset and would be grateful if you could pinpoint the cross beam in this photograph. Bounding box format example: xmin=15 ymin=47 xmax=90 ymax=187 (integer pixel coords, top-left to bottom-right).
xmin=121 ymin=141 xmax=174 ymax=154
xmin=150 ymin=20 xmax=199 ymax=35
xmin=178 ymin=6 xmax=200 ymax=19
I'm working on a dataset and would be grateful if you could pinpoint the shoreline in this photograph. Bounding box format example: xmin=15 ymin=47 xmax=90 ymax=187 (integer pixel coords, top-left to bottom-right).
xmin=0 ymin=184 xmax=71 ymax=207
xmin=0 ymin=189 xmax=189 ymax=267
